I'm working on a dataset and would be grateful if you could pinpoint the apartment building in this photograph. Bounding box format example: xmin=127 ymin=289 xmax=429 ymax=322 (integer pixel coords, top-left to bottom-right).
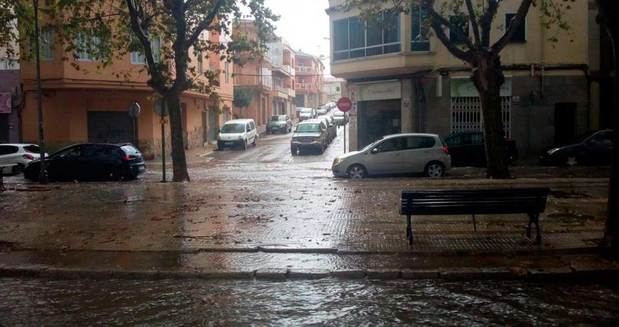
xmin=232 ymin=20 xmax=273 ymax=131
xmin=295 ymin=52 xmax=325 ymax=109
xmin=19 ymin=27 xmax=233 ymax=158
xmin=0 ymin=26 xmax=20 ymax=143
xmin=322 ymin=77 xmax=345 ymax=104
xmin=327 ymin=0 xmax=598 ymax=155
xmin=268 ymin=38 xmax=296 ymax=118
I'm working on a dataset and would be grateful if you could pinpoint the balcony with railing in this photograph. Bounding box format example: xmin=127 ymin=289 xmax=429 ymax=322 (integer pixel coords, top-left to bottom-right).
xmin=295 ymin=65 xmax=314 ymax=74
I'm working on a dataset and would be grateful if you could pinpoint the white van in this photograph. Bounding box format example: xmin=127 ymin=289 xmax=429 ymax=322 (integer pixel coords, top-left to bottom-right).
xmin=217 ymin=119 xmax=258 ymax=150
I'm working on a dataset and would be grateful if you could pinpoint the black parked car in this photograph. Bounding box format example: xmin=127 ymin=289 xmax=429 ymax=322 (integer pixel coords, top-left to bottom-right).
xmin=24 ymin=143 xmax=146 ymax=181
xmin=539 ymin=129 xmax=614 ymax=166
xmin=444 ymin=131 xmax=518 ymax=167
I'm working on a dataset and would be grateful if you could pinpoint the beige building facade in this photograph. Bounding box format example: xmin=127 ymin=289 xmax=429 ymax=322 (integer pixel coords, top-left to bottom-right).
xmin=327 ymin=0 xmax=598 ymax=156
xmin=20 ymin=28 xmax=233 ymax=159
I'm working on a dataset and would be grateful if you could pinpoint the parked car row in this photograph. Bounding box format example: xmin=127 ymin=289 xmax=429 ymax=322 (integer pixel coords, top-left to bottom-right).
xmin=291 ymin=115 xmax=337 ymax=155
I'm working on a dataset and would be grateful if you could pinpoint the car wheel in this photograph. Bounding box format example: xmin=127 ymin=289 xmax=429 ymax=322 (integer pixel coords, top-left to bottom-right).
xmin=347 ymin=164 xmax=367 ymax=179
xmin=241 ymin=140 xmax=247 ymax=151
xmin=566 ymin=156 xmax=578 ymax=167
xmin=252 ymin=137 xmax=257 ymax=147
xmin=425 ymin=162 xmax=445 ymax=178
xmin=291 ymin=146 xmax=297 ymax=156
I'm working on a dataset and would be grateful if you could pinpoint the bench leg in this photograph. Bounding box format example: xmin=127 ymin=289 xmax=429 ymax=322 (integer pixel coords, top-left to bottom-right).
xmin=528 ymin=213 xmax=542 ymax=244
xmin=406 ymin=215 xmax=413 ymax=246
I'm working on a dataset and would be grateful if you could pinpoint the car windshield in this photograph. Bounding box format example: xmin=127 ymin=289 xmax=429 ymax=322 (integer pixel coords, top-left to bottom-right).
xmin=296 ymin=123 xmax=320 ymax=133
xmin=301 ymin=108 xmax=313 ymax=113
xmin=220 ymin=123 xmax=245 ymax=133
xmin=271 ymin=116 xmax=285 ymax=121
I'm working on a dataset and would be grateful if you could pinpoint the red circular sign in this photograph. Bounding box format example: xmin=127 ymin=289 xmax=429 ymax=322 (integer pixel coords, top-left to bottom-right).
xmin=336 ymin=97 xmax=353 ymax=112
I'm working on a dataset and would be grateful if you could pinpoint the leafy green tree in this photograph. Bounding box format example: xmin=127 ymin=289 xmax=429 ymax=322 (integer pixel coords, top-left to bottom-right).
xmin=233 ymin=87 xmax=254 ymax=116
xmin=343 ymin=0 xmax=572 ymax=179
xmin=0 ymin=0 xmax=276 ymax=182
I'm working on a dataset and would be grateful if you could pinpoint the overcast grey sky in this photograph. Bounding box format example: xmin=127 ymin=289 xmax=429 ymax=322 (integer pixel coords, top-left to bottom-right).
xmin=264 ymin=0 xmax=332 ymax=75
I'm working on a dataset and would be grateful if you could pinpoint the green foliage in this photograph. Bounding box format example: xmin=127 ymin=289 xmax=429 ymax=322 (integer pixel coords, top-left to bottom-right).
xmin=233 ymin=87 xmax=254 ymax=108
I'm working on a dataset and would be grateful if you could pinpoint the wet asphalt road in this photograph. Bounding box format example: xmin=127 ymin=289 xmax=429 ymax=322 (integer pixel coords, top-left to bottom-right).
xmin=1 ymin=277 xmax=618 ymax=326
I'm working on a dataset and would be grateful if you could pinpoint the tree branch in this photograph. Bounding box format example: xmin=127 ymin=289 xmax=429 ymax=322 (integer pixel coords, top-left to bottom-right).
xmin=464 ymin=0 xmax=480 ymax=46
xmin=492 ymin=0 xmax=533 ymax=52
xmin=429 ymin=9 xmax=472 ymax=62
xmin=186 ymin=0 xmax=225 ymax=46
xmin=125 ymin=0 xmax=165 ymax=93
xmin=429 ymin=7 xmax=474 ymax=50
xmin=480 ymin=0 xmax=499 ymax=47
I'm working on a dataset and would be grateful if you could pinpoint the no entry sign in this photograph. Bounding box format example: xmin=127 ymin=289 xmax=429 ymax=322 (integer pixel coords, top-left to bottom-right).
xmin=336 ymin=97 xmax=353 ymax=112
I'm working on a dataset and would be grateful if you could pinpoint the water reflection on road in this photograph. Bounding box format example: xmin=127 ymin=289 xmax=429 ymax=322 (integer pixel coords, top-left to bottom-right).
xmin=1 ymin=278 xmax=618 ymax=325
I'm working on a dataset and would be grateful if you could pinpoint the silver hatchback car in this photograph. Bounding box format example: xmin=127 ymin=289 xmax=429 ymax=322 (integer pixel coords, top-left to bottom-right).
xmin=332 ymin=133 xmax=451 ymax=178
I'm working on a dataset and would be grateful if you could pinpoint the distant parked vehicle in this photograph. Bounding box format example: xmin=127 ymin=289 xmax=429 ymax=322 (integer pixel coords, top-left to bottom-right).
xmin=299 ymin=108 xmax=316 ymax=121
xmin=291 ymin=119 xmax=329 ymax=155
xmin=318 ymin=115 xmax=337 ymax=144
xmin=444 ymin=131 xmax=518 ymax=167
xmin=267 ymin=115 xmax=292 ymax=134
xmin=316 ymin=106 xmax=328 ymax=116
xmin=539 ymin=129 xmax=614 ymax=166
xmin=0 ymin=143 xmax=45 ymax=175
xmin=24 ymin=143 xmax=145 ymax=181
xmin=332 ymin=133 xmax=451 ymax=179
xmin=332 ymin=109 xmax=349 ymax=126
xmin=217 ymin=119 xmax=258 ymax=150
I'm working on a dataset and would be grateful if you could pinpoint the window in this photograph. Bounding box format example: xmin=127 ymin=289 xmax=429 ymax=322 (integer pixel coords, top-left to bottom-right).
xmin=197 ymin=51 xmax=204 ymax=74
xmin=449 ymin=16 xmax=468 ymax=44
xmin=404 ymin=136 xmax=435 ymax=149
xmin=23 ymin=145 xmax=41 ymax=153
xmin=332 ymin=10 xmax=401 ymax=61
xmin=130 ymin=36 xmax=161 ymax=65
xmin=40 ymin=27 xmax=54 ymax=60
xmin=376 ymin=137 xmax=404 ymax=153
xmin=74 ymin=33 xmax=99 ymax=61
xmin=0 ymin=145 xmax=18 ymax=155
xmin=505 ymin=13 xmax=526 ymax=43
xmin=411 ymin=4 xmax=430 ymax=51
xmin=225 ymin=62 xmax=230 ymax=83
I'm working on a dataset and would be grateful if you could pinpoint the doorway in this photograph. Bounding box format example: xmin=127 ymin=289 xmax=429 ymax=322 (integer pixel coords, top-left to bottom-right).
xmin=554 ymin=103 xmax=577 ymax=145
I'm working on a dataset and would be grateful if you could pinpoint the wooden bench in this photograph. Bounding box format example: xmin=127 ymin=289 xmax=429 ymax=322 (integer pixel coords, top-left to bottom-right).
xmin=400 ymin=188 xmax=550 ymax=246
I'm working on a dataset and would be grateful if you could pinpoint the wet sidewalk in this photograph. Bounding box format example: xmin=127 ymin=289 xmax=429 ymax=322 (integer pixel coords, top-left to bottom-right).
xmin=0 ymin=171 xmax=613 ymax=279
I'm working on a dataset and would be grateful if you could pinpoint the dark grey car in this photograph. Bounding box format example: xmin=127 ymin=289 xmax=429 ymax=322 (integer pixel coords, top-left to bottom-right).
xmin=291 ymin=119 xmax=328 ymax=155
xmin=267 ymin=115 xmax=292 ymax=134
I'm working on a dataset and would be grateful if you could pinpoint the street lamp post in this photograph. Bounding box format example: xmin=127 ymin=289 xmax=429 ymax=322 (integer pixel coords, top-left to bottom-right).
xmin=33 ymin=0 xmax=48 ymax=184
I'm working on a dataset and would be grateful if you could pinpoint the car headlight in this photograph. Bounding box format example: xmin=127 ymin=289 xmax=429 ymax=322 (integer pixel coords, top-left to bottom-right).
xmin=547 ymin=148 xmax=559 ymax=155
xmin=333 ymin=157 xmax=342 ymax=167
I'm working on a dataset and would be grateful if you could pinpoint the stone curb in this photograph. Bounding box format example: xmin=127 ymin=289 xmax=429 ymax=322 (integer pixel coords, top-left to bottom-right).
xmin=2 ymin=266 xmax=618 ymax=282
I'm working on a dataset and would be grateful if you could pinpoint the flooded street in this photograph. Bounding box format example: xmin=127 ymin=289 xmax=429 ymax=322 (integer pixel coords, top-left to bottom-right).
xmin=1 ymin=277 xmax=618 ymax=325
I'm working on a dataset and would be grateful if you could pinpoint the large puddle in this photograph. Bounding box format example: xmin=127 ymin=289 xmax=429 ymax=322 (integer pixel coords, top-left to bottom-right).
xmin=1 ymin=278 xmax=618 ymax=325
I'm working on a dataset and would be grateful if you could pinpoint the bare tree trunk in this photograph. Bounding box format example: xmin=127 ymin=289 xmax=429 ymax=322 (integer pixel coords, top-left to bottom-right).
xmin=604 ymin=21 xmax=618 ymax=258
xmin=166 ymin=93 xmax=190 ymax=182
xmin=472 ymin=54 xmax=510 ymax=179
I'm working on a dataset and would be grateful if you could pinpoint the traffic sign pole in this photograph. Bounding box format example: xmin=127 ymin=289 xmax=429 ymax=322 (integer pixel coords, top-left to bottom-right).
xmin=336 ymin=97 xmax=353 ymax=154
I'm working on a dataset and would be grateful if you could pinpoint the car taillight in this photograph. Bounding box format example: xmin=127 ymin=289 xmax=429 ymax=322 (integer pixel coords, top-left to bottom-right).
xmin=23 ymin=154 xmax=35 ymax=160
xmin=122 ymin=155 xmax=132 ymax=161
xmin=442 ymin=146 xmax=449 ymax=154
